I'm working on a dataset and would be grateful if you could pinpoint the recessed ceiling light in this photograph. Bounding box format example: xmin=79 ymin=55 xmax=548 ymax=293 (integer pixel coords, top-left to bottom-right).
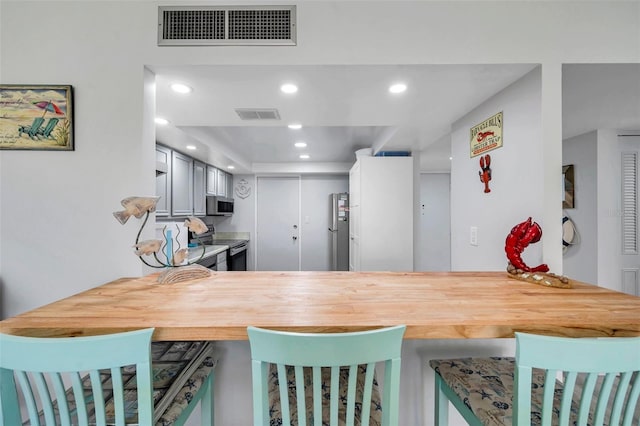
xmin=389 ymin=83 xmax=407 ymax=94
xmin=154 ymin=117 xmax=169 ymax=125
xmin=449 ymin=156 xmax=453 ymax=160
xmin=288 ymin=123 xmax=302 ymax=129
xmin=171 ymin=83 xmax=192 ymax=94
xmin=299 ymin=154 xmax=310 ymax=159
xmin=294 ymin=141 xmax=307 ymax=148
xmin=280 ymin=83 xmax=298 ymax=94
xmin=186 ymin=145 xmax=196 ymax=150
xmin=227 ymin=165 xmax=235 ymax=170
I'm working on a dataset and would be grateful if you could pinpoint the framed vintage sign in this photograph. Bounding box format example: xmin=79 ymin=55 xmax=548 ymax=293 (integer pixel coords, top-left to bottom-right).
xmin=470 ymin=111 xmax=502 ymax=158
xmin=0 ymin=85 xmax=74 ymax=151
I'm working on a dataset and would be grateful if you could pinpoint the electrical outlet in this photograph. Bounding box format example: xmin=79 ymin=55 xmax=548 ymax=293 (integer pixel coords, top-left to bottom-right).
xmin=470 ymin=226 xmax=478 ymax=246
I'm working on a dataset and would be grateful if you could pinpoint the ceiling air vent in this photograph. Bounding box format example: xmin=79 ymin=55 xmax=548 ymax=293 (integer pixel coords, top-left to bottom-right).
xmin=158 ymin=6 xmax=296 ymax=46
xmin=235 ymin=108 xmax=281 ymax=121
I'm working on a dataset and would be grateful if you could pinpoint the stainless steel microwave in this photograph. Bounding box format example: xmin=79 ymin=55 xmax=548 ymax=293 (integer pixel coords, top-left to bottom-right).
xmin=206 ymin=196 xmax=234 ymax=216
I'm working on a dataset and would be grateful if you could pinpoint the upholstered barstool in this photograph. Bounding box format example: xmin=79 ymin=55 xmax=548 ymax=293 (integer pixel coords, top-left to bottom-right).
xmin=429 ymin=332 xmax=640 ymax=426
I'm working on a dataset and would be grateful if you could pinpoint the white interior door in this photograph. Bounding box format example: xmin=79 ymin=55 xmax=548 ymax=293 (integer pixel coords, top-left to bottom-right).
xmin=418 ymin=173 xmax=451 ymax=271
xmin=256 ymin=176 xmax=300 ymax=270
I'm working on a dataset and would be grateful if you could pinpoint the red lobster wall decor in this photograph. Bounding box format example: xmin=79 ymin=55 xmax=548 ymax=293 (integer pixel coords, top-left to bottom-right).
xmin=479 ymin=154 xmax=491 ymax=193
xmin=504 ymin=217 xmax=549 ymax=273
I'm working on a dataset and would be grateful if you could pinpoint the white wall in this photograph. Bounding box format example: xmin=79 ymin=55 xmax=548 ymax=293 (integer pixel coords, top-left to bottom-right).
xmin=417 ymin=173 xmax=451 ymax=271
xmin=301 ymin=175 xmax=349 ymax=271
xmin=562 ymin=131 xmax=598 ymax=284
xmin=2 ymin=2 xmax=640 ymax=425
xmin=3 ymin=0 xmax=638 ymax=316
xmin=451 ymin=68 xmax=544 ymax=271
xmin=597 ymin=130 xmax=620 ymax=291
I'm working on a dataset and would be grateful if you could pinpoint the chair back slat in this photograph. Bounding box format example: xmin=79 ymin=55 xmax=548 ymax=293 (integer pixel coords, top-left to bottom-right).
xmin=276 ymin=363 xmax=292 ymax=425
xmin=609 ymin=371 xmax=633 ymax=425
xmin=51 ymin=372 xmax=71 ymax=425
xmin=312 ymin=366 xmax=322 ymax=425
xmin=89 ymin=369 xmax=107 ymax=425
xmin=16 ymin=370 xmax=40 ymax=425
xmin=345 ymin=364 xmax=358 ymax=426
xmin=576 ymin=373 xmax=598 ymax=424
xmin=593 ymin=372 xmax=617 ymax=425
xmin=70 ymin=372 xmax=89 ymax=425
xmin=381 ymin=357 xmax=402 ymax=426
xmin=558 ymin=371 xmax=578 ymax=425
xmin=33 ymin=372 xmax=56 ymax=424
xmin=110 ymin=366 xmax=125 ymax=426
xmin=0 ymin=329 xmax=154 ymax=426
xmin=330 ymin=366 xmax=340 ymax=425
xmin=541 ymin=370 xmax=556 ymax=425
xmin=293 ymin=365 xmax=307 ymax=426
xmin=622 ymin=373 xmax=640 ymax=426
xmin=248 ymin=325 xmax=405 ymax=426
xmin=360 ymin=362 xmax=376 ymax=426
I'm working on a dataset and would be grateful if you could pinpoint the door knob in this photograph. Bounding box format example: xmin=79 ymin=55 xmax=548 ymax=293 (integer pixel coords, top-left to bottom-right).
xmin=292 ymin=236 xmax=298 ymax=241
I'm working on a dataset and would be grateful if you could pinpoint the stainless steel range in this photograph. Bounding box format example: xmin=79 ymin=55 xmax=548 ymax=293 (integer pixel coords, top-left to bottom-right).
xmin=190 ymin=225 xmax=248 ymax=271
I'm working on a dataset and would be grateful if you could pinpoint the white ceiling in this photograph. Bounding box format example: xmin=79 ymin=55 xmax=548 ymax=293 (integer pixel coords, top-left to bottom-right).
xmin=152 ymin=63 xmax=640 ymax=174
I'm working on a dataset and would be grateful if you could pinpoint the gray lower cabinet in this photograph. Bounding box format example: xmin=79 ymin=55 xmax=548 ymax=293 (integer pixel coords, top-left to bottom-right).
xmin=155 ymin=146 xmax=172 ymax=217
xmin=171 ymin=150 xmax=194 ymax=216
xmin=193 ymin=161 xmax=206 ymax=216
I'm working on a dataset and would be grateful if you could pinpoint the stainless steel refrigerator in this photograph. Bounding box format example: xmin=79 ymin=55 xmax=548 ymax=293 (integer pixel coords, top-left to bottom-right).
xmin=329 ymin=193 xmax=349 ymax=271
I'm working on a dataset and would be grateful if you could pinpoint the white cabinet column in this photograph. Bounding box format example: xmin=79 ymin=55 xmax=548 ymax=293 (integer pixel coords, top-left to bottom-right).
xmin=349 ymin=156 xmax=414 ymax=271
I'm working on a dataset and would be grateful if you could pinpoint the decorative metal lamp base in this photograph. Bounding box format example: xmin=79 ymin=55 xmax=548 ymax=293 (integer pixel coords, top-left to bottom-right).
xmin=157 ymin=264 xmax=212 ymax=284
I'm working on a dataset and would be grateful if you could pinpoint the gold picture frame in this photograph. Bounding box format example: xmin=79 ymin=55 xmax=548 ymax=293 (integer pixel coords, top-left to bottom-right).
xmin=563 ymin=164 xmax=575 ymax=209
xmin=0 ymin=84 xmax=74 ymax=151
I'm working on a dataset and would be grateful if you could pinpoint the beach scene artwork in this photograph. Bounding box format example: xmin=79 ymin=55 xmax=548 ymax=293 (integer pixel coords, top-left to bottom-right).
xmin=0 ymin=85 xmax=73 ymax=150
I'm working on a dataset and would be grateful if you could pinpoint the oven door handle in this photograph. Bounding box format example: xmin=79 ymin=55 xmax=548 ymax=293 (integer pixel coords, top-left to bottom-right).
xmin=230 ymin=245 xmax=247 ymax=256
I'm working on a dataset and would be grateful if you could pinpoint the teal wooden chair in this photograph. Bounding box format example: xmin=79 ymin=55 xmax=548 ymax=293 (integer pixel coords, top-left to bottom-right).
xmin=429 ymin=332 xmax=640 ymax=426
xmin=18 ymin=117 xmax=45 ymax=140
xmin=36 ymin=117 xmax=60 ymax=139
xmin=248 ymin=325 xmax=406 ymax=426
xmin=0 ymin=329 xmax=216 ymax=426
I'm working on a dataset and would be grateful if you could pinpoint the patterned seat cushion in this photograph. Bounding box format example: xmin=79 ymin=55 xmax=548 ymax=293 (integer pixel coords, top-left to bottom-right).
xmin=268 ymin=364 xmax=383 ymax=426
xmin=430 ymin=357 xmax=576 ymax=426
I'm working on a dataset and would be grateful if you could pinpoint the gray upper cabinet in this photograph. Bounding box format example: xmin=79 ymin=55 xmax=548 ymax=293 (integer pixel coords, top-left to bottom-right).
xmin=206 ymin=165 xmax=217 ymax=196
xmin=226 ymin=172 xmax=233 ymax=198
xmin=155 ymin=145 xmax=172 ymax=217
xmin=193 ymin=161 xmax=206 ymax=216
xmin=157 ymin=145 xmax=234 ymax=218
xmin=216 ymin=168 xmax=226 ymax=197
xmin=171 ymin=150 xmax=194 ymax=216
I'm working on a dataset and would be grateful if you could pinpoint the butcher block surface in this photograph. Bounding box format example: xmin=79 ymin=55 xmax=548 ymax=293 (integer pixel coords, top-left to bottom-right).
xmin=2 ymin=271 xmax=639 ymax=341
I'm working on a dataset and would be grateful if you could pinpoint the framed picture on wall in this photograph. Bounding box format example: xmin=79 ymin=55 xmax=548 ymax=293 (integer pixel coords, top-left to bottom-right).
xmin=562 ymin=164 xmax=575 ymax=209
xmin=0 ymin=84 xmax=74 ymax=151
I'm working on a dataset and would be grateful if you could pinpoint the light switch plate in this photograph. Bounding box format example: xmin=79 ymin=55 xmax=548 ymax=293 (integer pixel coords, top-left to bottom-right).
xmin=470 ymin=226 xmax=478 ymax=246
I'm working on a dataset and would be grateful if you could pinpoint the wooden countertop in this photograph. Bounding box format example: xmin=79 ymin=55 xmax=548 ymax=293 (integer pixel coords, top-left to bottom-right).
xmin=2 ymin=271 xmax=639 ymax=341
